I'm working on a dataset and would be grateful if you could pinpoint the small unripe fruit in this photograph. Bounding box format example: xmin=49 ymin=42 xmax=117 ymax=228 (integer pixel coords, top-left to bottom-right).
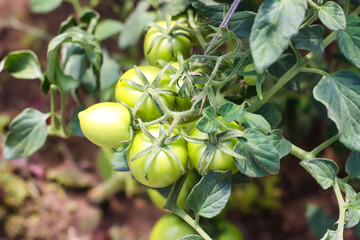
xmin=243 ymin=63 xmax=257 ymax=86
xmin=78 ymin=102 xmax=131 ymax=148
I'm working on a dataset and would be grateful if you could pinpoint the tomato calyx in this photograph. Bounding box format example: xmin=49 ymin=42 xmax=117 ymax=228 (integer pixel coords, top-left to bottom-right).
xmin=120 ymin=65 xmax=177 ymax=119
xmin=181 ymin=128 xmax=245 ymax=175
xmin=146 ymin=18 xmax=192 ymax=57
xmin=130 ymin=122 xmax=186 ymax=180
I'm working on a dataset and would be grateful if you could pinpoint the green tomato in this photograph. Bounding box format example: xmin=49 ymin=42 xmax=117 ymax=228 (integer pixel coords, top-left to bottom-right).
xmin=187 ymin=120 xmax=241 ymax=174
xmin=243 ymin=63 xmax=257 ymax=86
xmin=149 ymin=214 xmax=197 ymax=240
xmin=217 ymin=221 xmax=243 ymax=240
xmin=147 ymin=169 xmax=200 ymax=211
xmin=78 ymin=102 xmax=131 ymax=148
xmin=127 ymin=124 xmax=188 ymax=188
xmin=144 ymin=21 xmax=191 ymax=66
xmin=115 ymin=66 xmax=175 ymax=122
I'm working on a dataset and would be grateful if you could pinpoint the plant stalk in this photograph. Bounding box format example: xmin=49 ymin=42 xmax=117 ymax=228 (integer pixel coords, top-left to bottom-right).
xmin=205 ymin=0 xmax=242 ymax=54
xmin=310 ymin=134 xmax=339 ymax=157
xmin=290 ymin=144 xmax=313 ymax=160
xmin=333 ymin=181 xmax=346 ymax=238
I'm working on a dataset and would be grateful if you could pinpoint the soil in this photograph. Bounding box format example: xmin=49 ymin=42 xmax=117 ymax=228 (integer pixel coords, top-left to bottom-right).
xmin=0 ymin=1 xmax=358 ymax=240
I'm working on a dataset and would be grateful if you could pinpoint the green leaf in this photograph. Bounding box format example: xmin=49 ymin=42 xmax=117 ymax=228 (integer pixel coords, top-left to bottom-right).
xmin=79 ymin=9 xmax=99 ymax=28
xmin=100 ymin=50 xmax=121 ymax=101
xmin=95 ymin=19 xmax=123 ymax=41
xmin=55 ymin=65 xmax=80 ymax=94
xmin=321 ymin=229 xmax=342 ymax=240
xmin=313 ymin=71 xmax=360 ymax=152
xmin=234 ymin=128 xmax=280 ymax=177
xmin=30 ymin=0 xmax=62 ymax=13
xmin=118 ymin=1 xmax=156 ymax=49
xmin=4 ymin=108 xmax=49 ymax=160
xmin=345 ymin=151 xmax=360 ymax=179
xmin=219 ymin=101 xmax=246 ymax=123
xmin=292 ymin=25 xmax=324 ymax=53
xmin=160 ymin=0 xmax=190 ymax=17
xmin=300 ymin=158 xmax=339 ymax=189
xmin=59 ymin=16 xmax=77 ymax=34
xmin=177 ymin=235 xmax=203 ymax=240
xmin=254 ymin=103 xmax=282 ymax=129
xmin=196 ymin=106 xmax=220 ymax=134
xmin=187 ymin=170 xmax=232 ymax=218
xmin=337 ymin=14 xmax=360 ymax=69
xmin=237 ymin=111 xmax=271 ymax=135
xmin=70 ymin=107 xmax=85 ymax=137
xmin=112 ymin=151 xmax=129 ymax=172
xmin=250 ymin=0 xmax=307 ymax=73
xmin=0 ymin=50 xmax=42 ymax=79
xmin=318 ymin=1 xmax=346 ymax=31
xmin=190 ymin=0 xmax=255 ymax=38
xmin=267 ymin=130 xmax=292 ymax=158
xmin=47 ymin=27 xmax=102 ymax=91
xmin=347 ymin=192 xmax=360 ymax=210
xmin=306 ymin=203 xmax=336 ymax=239
xmin=62 ymin=44 xmax=90 ymax=81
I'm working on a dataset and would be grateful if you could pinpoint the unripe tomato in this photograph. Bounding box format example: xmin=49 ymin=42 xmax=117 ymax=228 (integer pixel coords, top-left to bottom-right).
xmin=144 ymin=21 xmax=191 ymax=66
xmin=217 ymin=221 xmax=243 ymax=240
xmin=147 ymin=169 xmax=200 ymax=211
xmin=115 ymin=66 xmax=175 ymax=122
xmin=78 ymin=102 xmax=131 ymax=148
xmin=243 ymin=63 xmax=257 ymax=86
xmin=187 ymin=120 xmax=241 ymax=174
xmin=127 ymin=124 xmax=188 ymax=188
xmin=149 ymin=214 xmax=197 ymax=240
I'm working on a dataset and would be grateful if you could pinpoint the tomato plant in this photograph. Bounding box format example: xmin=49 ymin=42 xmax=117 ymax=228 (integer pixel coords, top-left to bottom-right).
xmin=127 ymin=124 xmax=188 ymax=188
xmin=2 ymin=0 xmax=360 ymax=239
xmin=144 ymin=20 xmax=192 ymax=66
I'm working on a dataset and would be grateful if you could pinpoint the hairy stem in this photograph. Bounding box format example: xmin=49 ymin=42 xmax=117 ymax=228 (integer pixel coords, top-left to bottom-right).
xmin=290 ymin=144 xmax=313 ymax=160
xmin=205 ymin=0 xmax=242 ymax=54
xmin=310 ymin=134 xmax=339 ymax=157
xmin=60 ymin=90 xmax=68 ymax=137
xmin=49 ymin=85 xmax=59 ymax=129
xmin=246 ymin=30 xmax=338 ymax=112
xmin=333 ymin=181 xmax=346 ymax=238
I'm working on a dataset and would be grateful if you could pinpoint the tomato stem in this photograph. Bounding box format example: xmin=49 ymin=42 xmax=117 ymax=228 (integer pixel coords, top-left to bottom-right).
xmin=290 ymin=144 xmax=313 ymax=161
xmin=310 ymin=134 xmax=339 ymax=157
xmin=333 ymin=181 xmax=346 ymax=238
xmin=59 ymin=89 xmax=69 ymax=137
xmin=205 ymin=0 xmax=242 ymax=54
xmin=344 ymin=0 xmax=350 ymax=15
xmin=246 ymin=29 xmax=338 ymax=112
xmin=49 ymin=85 xmax=60 ymax=130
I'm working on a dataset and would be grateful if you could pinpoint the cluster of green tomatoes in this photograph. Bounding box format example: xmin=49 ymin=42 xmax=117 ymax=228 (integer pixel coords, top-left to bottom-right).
xmin=78 ymin=19 xmax=255 ymax=239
